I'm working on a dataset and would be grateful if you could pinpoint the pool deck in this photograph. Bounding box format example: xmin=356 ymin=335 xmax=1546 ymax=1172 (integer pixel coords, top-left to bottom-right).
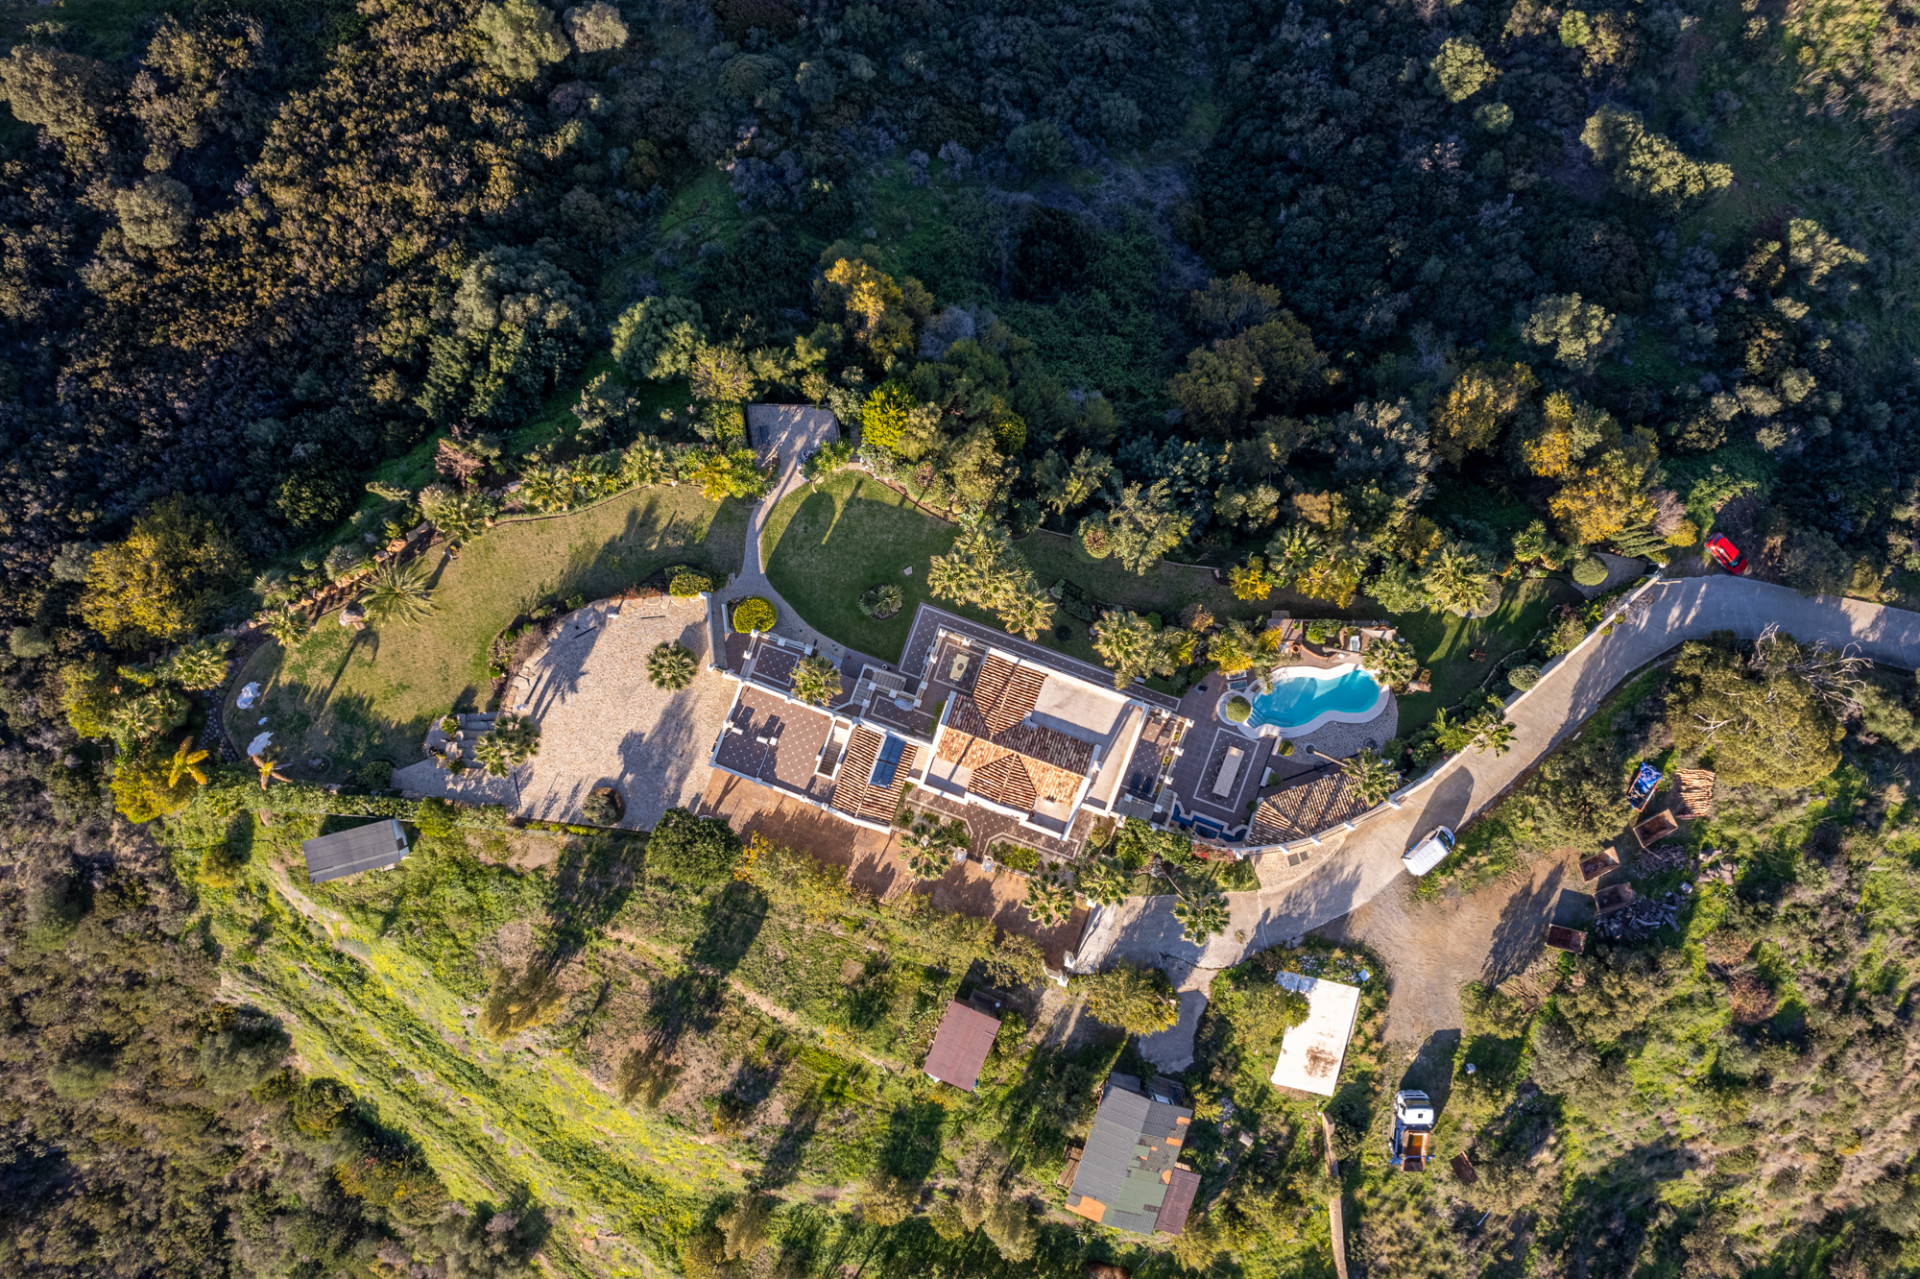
xmin=1167 ymin=669 xmax=1398 ymax=840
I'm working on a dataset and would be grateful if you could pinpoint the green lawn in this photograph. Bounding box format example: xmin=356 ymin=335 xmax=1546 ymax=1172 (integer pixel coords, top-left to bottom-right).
xmin=761 ymin=474 xmax=962 ymax=658
xmin=229 ymin=485 xmax=748 ymax=781
xmin=1393 ymin=576 xmax=1573 ymax=731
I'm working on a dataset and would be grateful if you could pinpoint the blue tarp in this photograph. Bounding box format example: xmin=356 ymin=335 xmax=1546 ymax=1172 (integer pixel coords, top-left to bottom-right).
xmin=1626 ymin=761 xmax=1662 ymax=810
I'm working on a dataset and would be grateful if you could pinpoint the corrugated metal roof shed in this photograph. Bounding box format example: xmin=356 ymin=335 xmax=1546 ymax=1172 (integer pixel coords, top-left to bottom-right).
xmin=922 ymin=1000 xmax=1000 ymax=1091
xmin=1065 ymin=1078 xmax=1195 ymax=1234
xmin=302 ymin=818 xmax=409 ymax=884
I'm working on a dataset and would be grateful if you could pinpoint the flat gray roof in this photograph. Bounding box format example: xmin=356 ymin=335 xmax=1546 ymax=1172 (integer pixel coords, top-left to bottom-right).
xmin=302 ymin=818 xmax=409 ymax=883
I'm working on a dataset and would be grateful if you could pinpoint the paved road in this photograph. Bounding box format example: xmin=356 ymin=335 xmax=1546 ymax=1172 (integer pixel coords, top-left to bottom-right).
xmin=1076 ymin=575 xmax=1920 ymax=980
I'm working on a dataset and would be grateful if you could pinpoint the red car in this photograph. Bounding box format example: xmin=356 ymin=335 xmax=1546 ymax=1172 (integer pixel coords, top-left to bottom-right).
xmin=1706 ymin=533 xmax=1748 ymax=575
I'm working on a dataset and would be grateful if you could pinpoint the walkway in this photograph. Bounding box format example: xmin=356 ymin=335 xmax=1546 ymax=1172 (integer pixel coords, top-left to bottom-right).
xmin=715 ymin=406 xmax=890 ymax=676
xmin=1075 ymin=575 xmax=1920 ymax=984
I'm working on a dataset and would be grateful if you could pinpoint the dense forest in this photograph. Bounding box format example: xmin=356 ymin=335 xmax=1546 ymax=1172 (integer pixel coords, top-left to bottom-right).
xmin=7 ymin=0 xmax=1920 ymax=1274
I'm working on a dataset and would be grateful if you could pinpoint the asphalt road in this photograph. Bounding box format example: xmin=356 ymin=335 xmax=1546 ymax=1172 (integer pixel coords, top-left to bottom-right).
xmin=1077 ymin=575 xmax=1920 ymax=981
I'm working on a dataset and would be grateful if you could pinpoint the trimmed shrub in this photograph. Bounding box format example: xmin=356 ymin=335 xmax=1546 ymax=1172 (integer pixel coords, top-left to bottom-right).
xmin=731 ymin=596 xmax=776 ymax=633
xmin=581 ymin=788 xmax=622 ymax=826
xmin=1572 ymin=555 xmax=1610 ymax=587
xmin=1507 ymin=664 xmax=1542 ymax=692
xmin=668 ymin=568 xmax=712 ymax=597
xmin=1223 ymin=695 xmax=1252 ymax=723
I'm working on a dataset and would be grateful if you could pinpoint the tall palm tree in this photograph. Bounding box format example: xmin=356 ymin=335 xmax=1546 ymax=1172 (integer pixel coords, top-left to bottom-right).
xmin=1172 ymin=889 xmax=1229 ymax=944
xmin=1024 ymin=872 xmax=1075 ymax=926
xmin=251 ymin=753 xmax=291 ymax=791
xmin=1077 ymin=857 xmax=1131 ymax=907
xmin=165 ymin=738 xmax=211 ymax=789
xmin=1339 ymin=748 xmax=1402 ymax=805
xmin=359 ymin=558 xmax=436 ymax=628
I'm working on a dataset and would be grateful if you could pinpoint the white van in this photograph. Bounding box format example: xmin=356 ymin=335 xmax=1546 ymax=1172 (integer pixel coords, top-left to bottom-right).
xmin=1403 ymin=826 xmax=1456 ymax=877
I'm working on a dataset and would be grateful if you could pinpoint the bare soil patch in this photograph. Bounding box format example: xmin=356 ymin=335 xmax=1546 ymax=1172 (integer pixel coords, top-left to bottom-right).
xmin=1317 ymin=850 xmax=1589 ymax=1045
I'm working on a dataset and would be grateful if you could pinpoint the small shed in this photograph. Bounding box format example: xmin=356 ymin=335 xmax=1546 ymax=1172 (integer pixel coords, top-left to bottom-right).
xmin=922 ymin=1000 xmax=1001 ymax=1092
xmin=302 ymin=818 xmax=409 ymax=884
xmin=1672 ymin=769 xmax=1717 ymax=820
xmin=1269 ymin=972 xmax=1362 ymax=1097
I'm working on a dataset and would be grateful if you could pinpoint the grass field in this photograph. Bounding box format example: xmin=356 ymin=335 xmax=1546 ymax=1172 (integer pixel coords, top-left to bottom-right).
xmin=229 ymin=486 xmax=748 ymax=781
xmin=1393 ymin=576 xmax=1574 ymax=731
xmin=761 ymin=474 xmax=963 ymax=658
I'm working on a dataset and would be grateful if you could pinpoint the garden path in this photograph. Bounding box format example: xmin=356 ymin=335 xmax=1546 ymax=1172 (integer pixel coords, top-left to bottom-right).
xmin=715 ymin=406 xmax=888 ymax=674
xmin=1079 ymin=575 xmax=1920 ymax=1054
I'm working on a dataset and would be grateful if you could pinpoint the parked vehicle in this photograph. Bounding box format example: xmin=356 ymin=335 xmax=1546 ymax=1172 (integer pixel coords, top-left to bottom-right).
xmin=1389 ymin=1091 xmax=1436 ymax=1171
xmin=1402 ymin=826 xmax=1456 ymax=877
xmin=1706 ymin=534 xmax=1748 ymax=575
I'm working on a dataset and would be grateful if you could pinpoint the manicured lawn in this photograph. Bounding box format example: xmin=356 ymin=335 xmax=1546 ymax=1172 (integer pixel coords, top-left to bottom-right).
xmin=761 ymin=474 xmax=961 ymax=658
xmin=229 ymin=486 xmax=748 ymax=781
xmin=1392 ymin=576 xmax=1574 ymax=732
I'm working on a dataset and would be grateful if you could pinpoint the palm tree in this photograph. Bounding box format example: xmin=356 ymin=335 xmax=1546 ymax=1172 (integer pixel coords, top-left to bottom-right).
xmin=647 ymin=641 xmax=697 ymax=690
xmin=359 ymin=558 xmax=436 ymax=628
xmin=1339 ymin=748 xmax=1402 ymax=805
xmin=165 ymin=738 xmax=211 ymax=789
xmin=1172 ymin=889 xmax=1229 ymax=944
xmin=1471 ymin=712 xmax=1516 ymax=756
xmin=1077 ymin=857 xmax=1131 ymax=907
xmin=791 ymin=655 xmax=841 ymax=706
xmin=251 ymin=753 xmax=291 ymax=790
xmin=474 ymin=713 xmax=540 ymax=777
xmin=997 ymin=587 xmax=1056 ymax=642
xmin=1430 ymin=708 xmax=1476 ymax=754
xmin=899 ymin=825 xmax=956 ymax=880
xmin=1024 ymin=872 xmax=1075 ymax=926
xmin=262 ymin=604 xmax=308 ymax=647
xmin=1207 ymin=619 xmax=1259 ymax=675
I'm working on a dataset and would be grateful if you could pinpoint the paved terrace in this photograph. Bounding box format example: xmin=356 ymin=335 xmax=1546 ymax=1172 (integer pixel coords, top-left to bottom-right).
xmin=896 ymin=603 xmax=1185 ymax=713
xmin=1075 ymin=575 xmax=1920 ymax=980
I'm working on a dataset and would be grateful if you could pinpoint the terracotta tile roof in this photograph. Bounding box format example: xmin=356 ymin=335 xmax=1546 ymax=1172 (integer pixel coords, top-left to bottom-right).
xmin=936 ymin=714 xmax=1092 ymax=812
xmin=971 ymin=652 xmax=1045 ymax=733
xmin=831 ymin=726 xmax=917 ymax=824
xmin=1247 ymin=770 xmax=1369 ymax=844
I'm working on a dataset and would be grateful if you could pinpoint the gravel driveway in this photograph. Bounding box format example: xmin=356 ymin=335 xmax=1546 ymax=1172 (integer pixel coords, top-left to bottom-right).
xmin=395 ymin=595 xmax=733 ymax=830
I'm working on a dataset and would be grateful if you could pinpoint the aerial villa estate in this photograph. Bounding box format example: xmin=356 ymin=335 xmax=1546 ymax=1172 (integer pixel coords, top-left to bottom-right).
xmin=707 ymin=602 xmax=1405 ymax=860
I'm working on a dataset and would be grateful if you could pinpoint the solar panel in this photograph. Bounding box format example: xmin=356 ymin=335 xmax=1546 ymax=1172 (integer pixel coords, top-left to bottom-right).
xmin=869 ymin=733 xmax=906 ymax=788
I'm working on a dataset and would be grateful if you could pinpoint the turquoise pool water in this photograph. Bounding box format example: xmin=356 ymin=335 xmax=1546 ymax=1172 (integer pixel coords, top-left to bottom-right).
xmin=1249 ymin=666 xmax=1385 ymax=731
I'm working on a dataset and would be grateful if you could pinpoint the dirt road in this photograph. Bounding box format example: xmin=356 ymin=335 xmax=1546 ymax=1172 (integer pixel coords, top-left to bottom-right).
xmin=1318 ymin=852 xmax=1585 ymax=1044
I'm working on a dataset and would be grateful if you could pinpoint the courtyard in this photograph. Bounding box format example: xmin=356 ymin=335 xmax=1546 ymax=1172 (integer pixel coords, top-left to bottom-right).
xmin=392 ymin=594 xmax=735 ymax=830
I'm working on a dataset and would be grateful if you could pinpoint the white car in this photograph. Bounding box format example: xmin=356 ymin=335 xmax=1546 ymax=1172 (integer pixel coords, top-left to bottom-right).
xmin=1403 ymin=826 xmax=1456 ymax=877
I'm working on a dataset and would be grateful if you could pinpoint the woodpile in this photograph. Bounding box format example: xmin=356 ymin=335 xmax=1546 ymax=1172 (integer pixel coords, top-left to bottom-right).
xmin=1672 ymin=768 xmax=1717 ymax=819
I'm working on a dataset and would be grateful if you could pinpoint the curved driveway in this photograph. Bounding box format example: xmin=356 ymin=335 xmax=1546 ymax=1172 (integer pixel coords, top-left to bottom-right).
xmin=1079 ymin=575 xmax=1920 ymax=979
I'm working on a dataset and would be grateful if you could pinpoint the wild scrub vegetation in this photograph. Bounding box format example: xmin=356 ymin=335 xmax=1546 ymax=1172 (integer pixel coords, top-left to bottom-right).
xmin=4 ymin=0 xmax=1920 ymax=1274
xmin=1351 ymin=640 xmax=1920 ymax=1277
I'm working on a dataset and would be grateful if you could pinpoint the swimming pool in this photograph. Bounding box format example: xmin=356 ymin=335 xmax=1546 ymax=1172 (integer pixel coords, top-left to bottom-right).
xmin=1242 ymin=666 xmax=1387 ymax=735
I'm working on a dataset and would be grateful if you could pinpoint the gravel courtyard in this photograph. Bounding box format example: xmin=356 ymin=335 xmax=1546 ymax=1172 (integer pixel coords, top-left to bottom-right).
xmin=394 ymin=595 xmax=734 ymax=830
